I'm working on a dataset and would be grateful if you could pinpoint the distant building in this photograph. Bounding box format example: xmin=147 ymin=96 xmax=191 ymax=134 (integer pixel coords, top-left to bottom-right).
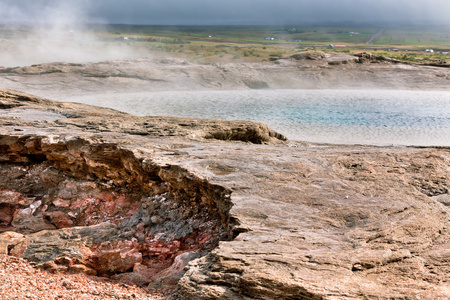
xmin=330 ymin=45 xmax=346 ymax=49
xmin=265 ymin=37 xmax=275 ymax=40
xmin=425 ymin=49 xmax=434 ymax=53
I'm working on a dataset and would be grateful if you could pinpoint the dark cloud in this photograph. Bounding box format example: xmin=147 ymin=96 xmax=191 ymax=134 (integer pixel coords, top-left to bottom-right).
xmin=1 ymin=0 xmax=449 ymax=26
xmin=0 ymin=0 xmax=90 ymax=25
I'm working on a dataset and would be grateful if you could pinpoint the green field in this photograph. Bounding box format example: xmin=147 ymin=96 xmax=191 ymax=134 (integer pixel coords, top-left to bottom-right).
xmin=374 ymin=28 xmax=450 ymax=46
xmin=1 ymin=24 xmax=449 ymax=63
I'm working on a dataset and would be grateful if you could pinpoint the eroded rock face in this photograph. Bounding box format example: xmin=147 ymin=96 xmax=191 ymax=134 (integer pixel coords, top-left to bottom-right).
xmin=0 ymin=134 xmax=232 ymax=290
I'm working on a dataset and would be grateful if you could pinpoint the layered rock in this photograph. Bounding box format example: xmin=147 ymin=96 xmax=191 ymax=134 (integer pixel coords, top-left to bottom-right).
xmin=0 ymin=131 xmax=233 ymax=290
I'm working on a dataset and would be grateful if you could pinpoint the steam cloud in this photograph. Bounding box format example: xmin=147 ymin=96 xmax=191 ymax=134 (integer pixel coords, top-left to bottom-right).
xmin=0 ymin=0 xmax=145 ymax=67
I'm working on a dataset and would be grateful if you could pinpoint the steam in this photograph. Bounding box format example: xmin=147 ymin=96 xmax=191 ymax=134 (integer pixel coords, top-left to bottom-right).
xmin=0 ymin=1 xmax=146 ymax=67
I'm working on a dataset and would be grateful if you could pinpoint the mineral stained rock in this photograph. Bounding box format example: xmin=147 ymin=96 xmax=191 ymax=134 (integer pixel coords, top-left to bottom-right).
xmin=1 ymin=90 xmax=450 ymax=299
xmin=0 ymin=132 xmax=231 ymax=290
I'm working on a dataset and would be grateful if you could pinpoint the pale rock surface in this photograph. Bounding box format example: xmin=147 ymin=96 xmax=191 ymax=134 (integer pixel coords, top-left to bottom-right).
xmin=0 ymin=52 xmax=449 ymax=102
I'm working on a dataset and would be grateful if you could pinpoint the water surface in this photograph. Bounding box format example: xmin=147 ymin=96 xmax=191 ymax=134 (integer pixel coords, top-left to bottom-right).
xmin=69 ymin=89 xmax=450 ymax=146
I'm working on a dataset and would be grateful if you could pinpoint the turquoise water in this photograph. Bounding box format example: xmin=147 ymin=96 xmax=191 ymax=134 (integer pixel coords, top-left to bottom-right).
xmin=70 ymin=89 xmax=450 ymax=146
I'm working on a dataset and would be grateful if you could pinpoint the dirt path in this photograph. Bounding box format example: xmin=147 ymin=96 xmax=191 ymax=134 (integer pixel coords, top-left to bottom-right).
xmin=366 ymin=28 xmax=384 ymax=44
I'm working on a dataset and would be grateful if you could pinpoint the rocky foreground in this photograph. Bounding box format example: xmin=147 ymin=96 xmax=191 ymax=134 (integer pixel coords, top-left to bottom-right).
xmin=0 ymin=89 xmax=449 ymax=299
xmin=0 ymin=255 xmax=159 ymax=299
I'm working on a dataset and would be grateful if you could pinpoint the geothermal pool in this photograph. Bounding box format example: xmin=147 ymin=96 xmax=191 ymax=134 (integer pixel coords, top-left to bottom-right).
xmin=69 ymin=89 xmax=450 ymax=146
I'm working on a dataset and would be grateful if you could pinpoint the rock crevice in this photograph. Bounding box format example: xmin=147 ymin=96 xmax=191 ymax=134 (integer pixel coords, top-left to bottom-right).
xmin=0 ymin=134 xmax=234 ymax=290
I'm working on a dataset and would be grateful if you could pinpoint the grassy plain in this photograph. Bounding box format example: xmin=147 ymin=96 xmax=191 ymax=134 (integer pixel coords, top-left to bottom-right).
xmin=1 ymin=24 xmax=449 ymax=63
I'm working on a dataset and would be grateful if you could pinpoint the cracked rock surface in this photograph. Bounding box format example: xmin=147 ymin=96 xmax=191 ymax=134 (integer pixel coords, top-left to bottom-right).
xmin=0 ymin=89 xmax=450 ymax=299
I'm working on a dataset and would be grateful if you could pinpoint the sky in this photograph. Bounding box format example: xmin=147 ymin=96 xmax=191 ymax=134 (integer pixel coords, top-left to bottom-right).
xmin=1 ymin=0 xmax=450 ymax=26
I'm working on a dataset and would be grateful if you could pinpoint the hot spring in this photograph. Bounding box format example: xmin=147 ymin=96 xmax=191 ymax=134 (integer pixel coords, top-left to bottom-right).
xmin=67 ymin=89 xmax=450 ymax=146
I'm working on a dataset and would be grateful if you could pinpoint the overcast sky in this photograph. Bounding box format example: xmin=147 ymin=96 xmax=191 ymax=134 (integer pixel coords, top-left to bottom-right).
xmin=1 ymin=0 xmax=450 ymax=26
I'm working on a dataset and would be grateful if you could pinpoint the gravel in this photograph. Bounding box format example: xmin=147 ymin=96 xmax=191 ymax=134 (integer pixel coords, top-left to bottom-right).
xmin=0 ymin=255 xmax=164 ymax=300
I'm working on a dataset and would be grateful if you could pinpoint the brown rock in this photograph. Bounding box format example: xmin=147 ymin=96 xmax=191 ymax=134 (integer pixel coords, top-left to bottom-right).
xmin=54 ymin=256 xmax=74 ymax=266
xmin=43 ymin=211 xmax=73 ymax=228
xmin=0 ymin=190 xmax=29 ymax=206
xmin=0 ymin=205 xmax=15 ymax=227
xmin=9 ymin=239 xmax=30 ymax=257
xmin=91 ymin=239 xmax=143 ymax=275
xmin=0 ymin=231 xmax=25 ymax=254
xmin=0 ymin=231 xmax=24 ymax=239
xmin=68 ymin=264 xmax=97 ymax=276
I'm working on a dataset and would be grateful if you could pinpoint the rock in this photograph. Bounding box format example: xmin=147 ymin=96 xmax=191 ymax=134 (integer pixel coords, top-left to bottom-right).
xmin=150 ymin=215 xmax=163 ymax=224
xmin=151 ymin=251 xmax=202 ymax=288
xmin=52 ymin=199 xmax=71 ymax=208
xmin=112 ymin=262 xmax=158 ymax=287
xmin=8 ymin=222 xmax=119 ymax=264
xmin=43 ymin=211 xmax=73 ymax=229
xmin=112 ymin=272 xmax=153 ymax=287
xmin=242 ymin=80 xmax=270 ymax=89
xmin=0 ymin=190 xmax=29 ymax=206
xmin=11 ymin=210 xmax=56 ymax=234
xmin=8 ymin=239 xmax=31 ymax=257
xmin=54 ymin=256 xmax=74 ymax=267
xmin=0 ymin=231 xmax=24 ymax=239
xmin=91 ymin=239 xmax=143 ymax=275
xmin=205 ymin=122 xmax=287 ymax=144
xmin=68 ymin=264 xmax=97 ymax=276
xmin=1 ymin=90 xmax=450 ymax=299
xmin=289 ymin=50 xmax=327 ymax=60
xmin=434 ymin=193 xmax=450 ymax=206
xmin=0 ymin=231 xmax=25 ymax=254
xmin=40 ymin=260 xmax=69 ymax=273
xmin=0 ymin=205 xmax=15 ymax=227
xmin=40 ymin=167 xmax=65 ymax=187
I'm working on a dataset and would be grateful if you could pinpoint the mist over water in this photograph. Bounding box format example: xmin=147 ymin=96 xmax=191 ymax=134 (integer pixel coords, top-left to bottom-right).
xmin=68 ymin=89 xmax=450 ymax=146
